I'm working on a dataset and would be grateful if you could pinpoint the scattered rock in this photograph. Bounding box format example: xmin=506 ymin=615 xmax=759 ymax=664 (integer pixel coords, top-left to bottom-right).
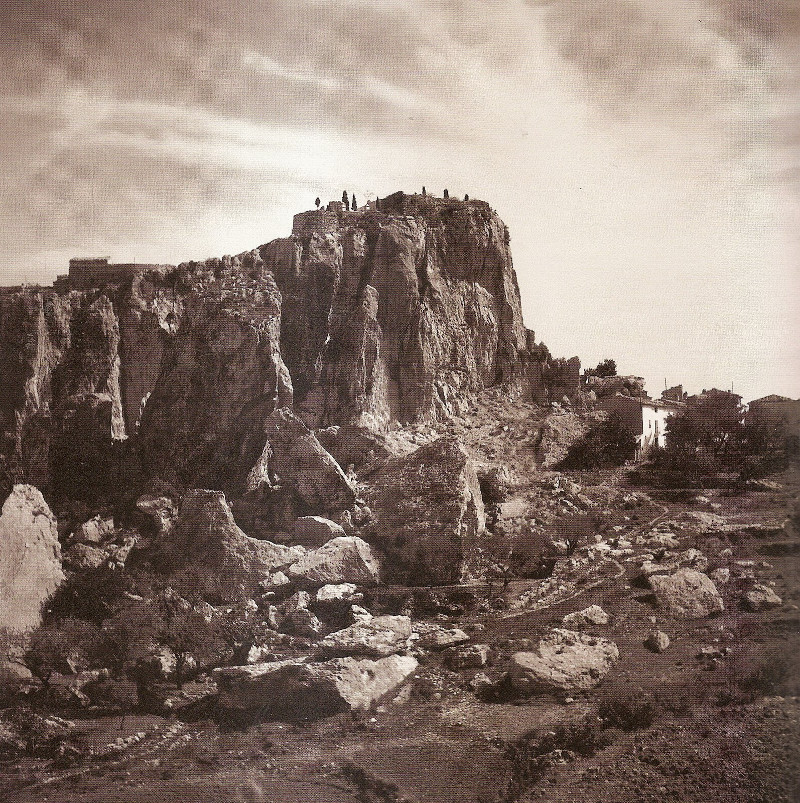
xmin=415 ymin=625 xmax=471 ymax=651
xmin=644 ymin=631 xmax=671 ymax=653
xmin=135 ymin=493 xmax=178 ymax=536
xmin=64 ymin=543 xmax=108 ymax=571
xmin=71 ymin=515 xmax=114 ymax=544
xmin=648 ymin=569 xmax=724 ymax=619
xmin=315 ymin=583 xmax=362 ymax=604
xmin=317 ymin=615 xmax=412 ymax=658
xmin=508 ymin=629 xmax=619 ymax=695
xmin=281 ymin=608 xmax=325 ymax=639
xmin=0 ymin=485 xmax=64 ymax=634
xmin=741 ymin=584 xmax=782 ymax=612
xmin=215 ymin=654 xmax=418 ymax=719
xmin=710 ymin=567 xmax=731 ymax=585
xmin=287 ymin=536 xmax=380 ymax=587
xmin=562 ymin=605 xmax=610 ymax=628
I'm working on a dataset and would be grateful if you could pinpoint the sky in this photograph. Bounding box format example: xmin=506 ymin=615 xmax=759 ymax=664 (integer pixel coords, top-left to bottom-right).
xmin=0 ymin=0 xmax=798 ymax=402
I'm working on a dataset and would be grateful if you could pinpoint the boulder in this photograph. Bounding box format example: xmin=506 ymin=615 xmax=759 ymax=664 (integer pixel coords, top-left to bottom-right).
xmin=249 ymin=408 xmax=356 ymax=513
xmin=415 ymin=624 xmax=471 ymax=650
xmin=64 ymin=543 xmax=108 ymax=571
xmin=644 ymin=631 xmax=671 ymax=653
xmin=741 ymin=584 xmax=782 ymax=612
xmin=318 ymin=615 xmax=412 ymax=658
xmin=72 ymin=515 xmax=114 ymax=544
xmin=562 ymin=605 xmax=610 ymax=628
xmin=164 ymin=489 xmax=304 ymax=600
xmin=710 ymin=567 xmax=731 ymax=585
xmin=639 ymin=549 xmax=709 ymax=579
xmin=281 ymin=608 xmax=325 ymax=639
xmin=287 ymin=536 xmax=379 ymax=587
xmin=135 ymin=493 xmax=178 ymax=536
xmin=0 ymin=485 xmax=64 ymax=634
xmin=362 ymin=436 xmax=485 ymax=585
xmin=214 ymin=654 xmax=418 ymax=719
xmin=292 ymin=516 xmax=346 ymax=547
xmin=648 ymin=569 xmax=724 ymax=619
xmin=508 ymin=629 xmax=619 ymax=695
xmin=315 ymin=583 xmax=361 ymax=604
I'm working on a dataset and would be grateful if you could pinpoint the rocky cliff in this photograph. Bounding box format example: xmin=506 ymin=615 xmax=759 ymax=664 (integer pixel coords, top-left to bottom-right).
xmin=0 ymin=193 xmax=574 ymax=503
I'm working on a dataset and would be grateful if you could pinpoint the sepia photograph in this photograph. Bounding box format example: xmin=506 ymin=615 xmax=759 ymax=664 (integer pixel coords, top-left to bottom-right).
xmin=0 ymin=1 xmax=798 ymax=801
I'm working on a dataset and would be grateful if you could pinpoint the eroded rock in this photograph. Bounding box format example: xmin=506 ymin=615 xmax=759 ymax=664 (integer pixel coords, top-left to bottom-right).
xmin=508 ymin=629 xmax=619 ymax=695
xmin=648 ymin=569 xmax=724 ymax=619
xmin=287 ymin=536 xmax=379 ymax=587
xmin=0 ymin=485 xmax=64 ymax=634
xmin=317 ymin=615 xmax=412 ymax=658
xmin=214 ymin=654 xmax=418 ymax=719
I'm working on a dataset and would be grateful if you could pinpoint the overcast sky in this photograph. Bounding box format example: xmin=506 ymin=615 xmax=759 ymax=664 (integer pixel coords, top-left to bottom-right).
xmin=0 ymin=0 xmax=797 ymax=401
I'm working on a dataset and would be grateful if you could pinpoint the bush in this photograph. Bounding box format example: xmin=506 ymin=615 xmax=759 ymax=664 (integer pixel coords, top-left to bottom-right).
xmin=559 ymin=413 xmax=637 ymax=470
xmin=598 ymin=687 xmax=657 ymax=730
xmin=503 ymin=718 xmax=612 ymax=801
xmin=25 ymin=619 xmax=102 ymax=686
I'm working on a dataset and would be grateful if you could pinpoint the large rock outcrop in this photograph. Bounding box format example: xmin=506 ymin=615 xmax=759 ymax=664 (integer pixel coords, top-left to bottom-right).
xmin=137 ymin=274 xmax=293 ymax=491
xmin=158 ymin=489 xmax=303 ymax=600
xmin=362 ymin=435 xmax=486 ymax=585
xmin=0 ymin=484 xmax=64 ymax=633
xmin=1 ymin=193 xmax=575 ymax=506
xmin=508 ymin=629 xmax=619 ymax=696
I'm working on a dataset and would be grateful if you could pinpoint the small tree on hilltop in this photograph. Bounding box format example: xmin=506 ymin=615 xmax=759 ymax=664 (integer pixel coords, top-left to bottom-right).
xmin=315 ymin=197 xmax=320 ymax=208
xmin=585 ymin=359 xmax=617 ymax=379
xmin=352 ymin=193 xmax=357 ymax=210
xmin=342 ymin=190 xmax=349 ymax=211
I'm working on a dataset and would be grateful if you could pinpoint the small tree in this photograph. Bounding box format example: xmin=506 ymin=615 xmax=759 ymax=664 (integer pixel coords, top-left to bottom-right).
xmin=560 ymin=412 xmax=638 ymax=469
xmin=443 ymin=188 xmax=449 ymax=199
xmin=315 ymin=197 xmax=321 ymax=208
xmin=25 ymin=619 xmax=102 ymax=686
xmin=351 ymin=193 xmax=357 ymax=210
xmin=422 ymin=186 xmax=426 ymax=196
xmin=585 ymin=359 xmax=617 ymax=379
xmin=342 ymin=190 xmax=349 ymax=211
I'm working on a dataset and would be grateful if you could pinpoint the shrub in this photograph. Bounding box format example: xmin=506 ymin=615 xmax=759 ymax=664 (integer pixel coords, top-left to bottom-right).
xmin=598 ymin=687 xmax=657 ymax=731
xmin=559 ymin=412 xmax=637 ymax=470
xmin=503 ymin=718 xmax=612 ymax=801
xmin=24 ymin=619 xmax=102 ymax=686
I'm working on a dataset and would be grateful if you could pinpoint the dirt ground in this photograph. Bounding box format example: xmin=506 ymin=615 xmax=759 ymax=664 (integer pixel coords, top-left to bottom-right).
xmin=2 ymin=430 xmax=799 ymax=802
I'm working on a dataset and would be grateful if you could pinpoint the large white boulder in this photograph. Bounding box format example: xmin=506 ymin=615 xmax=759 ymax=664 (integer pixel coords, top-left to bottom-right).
xmin=648 ymin=568 xmax=724 ymax=619
xmin=0 ymin=485 xmax=64 ymax=634
xmin=509 ymin=629 xmax=619 ymax=695
xmin=287 ymin=536 xmax=379 ymax=587
xmin=214 ymin=654 xmax=418 ymax=719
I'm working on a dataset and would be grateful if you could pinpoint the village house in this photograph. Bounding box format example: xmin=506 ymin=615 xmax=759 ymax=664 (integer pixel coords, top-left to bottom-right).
xmin=598 ymin=392 xmax=685 ymax=458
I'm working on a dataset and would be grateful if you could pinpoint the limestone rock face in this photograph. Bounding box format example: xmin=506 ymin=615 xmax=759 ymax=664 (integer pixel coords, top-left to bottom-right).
xmin=508 ymin=629 xmax=619 ymax=695
xmin=287 ymin=535 xmax=380 ymax=587
xmin=363 ymin=436 xmax=485 ymax=585
xmin=273 ymin=198 xmax=529 ymax=430
xmin=0 ymin=484 xmax=64 ymax=633
xmin=138 ymin=275 xmax=293 ymax=491
xmin=292 ymin=516 xmax=346 ymax=547
xmin=215 ymin=654 xmax=418 ymax=719
xmin=249 ymin=408 xmax=355 ymax=513
xmin=648 ymin=569 xmax=724 ymax=619
xmin=163 ymin=489 xmax=304 ymax=600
